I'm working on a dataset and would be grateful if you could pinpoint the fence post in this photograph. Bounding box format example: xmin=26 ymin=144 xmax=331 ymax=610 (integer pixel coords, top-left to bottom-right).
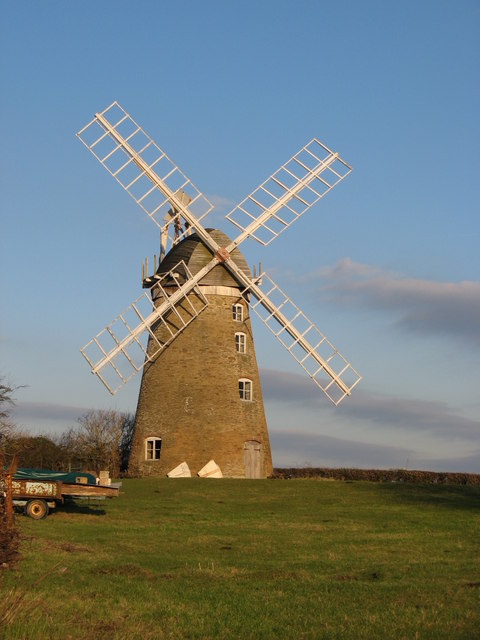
xmin=4 ymin=455 xmax=18 ymax=529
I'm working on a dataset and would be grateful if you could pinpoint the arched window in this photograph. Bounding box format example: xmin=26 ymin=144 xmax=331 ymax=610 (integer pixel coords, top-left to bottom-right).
xmin=235 ymin=332 xmax=247 ymax=354
xmin=145 ymin=437 xmax=162 ymax=460
xmin=238 ymin=378 xmax=253 ymax=401
xmin=232 ymin=303 xmax=243 ymax=322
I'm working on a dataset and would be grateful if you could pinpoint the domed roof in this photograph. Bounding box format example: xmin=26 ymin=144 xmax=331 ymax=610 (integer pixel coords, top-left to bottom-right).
xmin=157 ymin=229 xmax=251 ymax=288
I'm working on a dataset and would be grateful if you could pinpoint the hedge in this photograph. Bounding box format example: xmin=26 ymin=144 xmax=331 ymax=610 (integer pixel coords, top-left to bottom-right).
xmin=272 ymin=467 xmax=480 ymax=485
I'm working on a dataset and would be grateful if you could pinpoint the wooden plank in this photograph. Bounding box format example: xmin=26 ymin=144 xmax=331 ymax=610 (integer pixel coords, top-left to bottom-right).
xmin=60 ymin=483 xmax=119 ymax=498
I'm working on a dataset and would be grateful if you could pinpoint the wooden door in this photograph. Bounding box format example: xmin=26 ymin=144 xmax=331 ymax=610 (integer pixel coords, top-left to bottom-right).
xmin=244 ymin=440 xmax=263 ymax=479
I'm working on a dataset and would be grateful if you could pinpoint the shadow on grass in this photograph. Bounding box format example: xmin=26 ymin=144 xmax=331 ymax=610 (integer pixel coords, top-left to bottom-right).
xmin=373 ymin=481 xmax=480 ymax=511
xmin=55 ymin=498 xmax=107 ymax=517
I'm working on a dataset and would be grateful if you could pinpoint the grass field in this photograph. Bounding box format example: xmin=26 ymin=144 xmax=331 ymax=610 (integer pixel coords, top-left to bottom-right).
xmin=1 ymin=478 xmax=479 ymax=639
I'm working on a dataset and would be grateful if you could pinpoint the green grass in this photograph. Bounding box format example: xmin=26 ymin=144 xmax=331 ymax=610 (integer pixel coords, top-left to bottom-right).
xmin=1 ymin=478 xmax=479 ymax=639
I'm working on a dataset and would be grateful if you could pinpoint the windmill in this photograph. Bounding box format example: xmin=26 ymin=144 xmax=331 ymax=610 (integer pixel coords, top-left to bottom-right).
xmin=77 ymin=102 xmax=361 ymax=478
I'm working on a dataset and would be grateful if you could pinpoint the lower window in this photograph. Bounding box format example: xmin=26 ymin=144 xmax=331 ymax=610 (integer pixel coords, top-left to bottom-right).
xmin=145 ymin=437 xmax=162 ymax=460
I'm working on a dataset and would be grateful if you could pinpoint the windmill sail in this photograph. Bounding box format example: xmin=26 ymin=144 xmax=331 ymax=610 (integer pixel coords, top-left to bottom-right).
xmin=78 ymin=101 xmax=360 ymax=407
xmin=77 ymin=101 xmax=213 ymax=249
xmin=225 ymin=139 xmax=352 ymax=249
xmin=243 ymin=273 xmax=361 ymax=405
xmin=81 ymin=262 xmax=209 ymax=394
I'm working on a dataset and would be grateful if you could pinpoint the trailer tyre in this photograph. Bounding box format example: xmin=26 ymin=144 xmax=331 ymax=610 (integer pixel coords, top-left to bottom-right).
xmin=25 ymin=499 xmax=49 ymax=520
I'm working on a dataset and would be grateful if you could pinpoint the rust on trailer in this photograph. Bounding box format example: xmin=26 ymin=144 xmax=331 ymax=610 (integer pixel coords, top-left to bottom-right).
xmin=12 ymin=479 xmax=63 ymax=499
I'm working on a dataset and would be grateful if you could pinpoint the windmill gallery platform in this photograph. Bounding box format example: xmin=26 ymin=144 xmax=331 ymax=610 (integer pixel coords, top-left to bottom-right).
xmin=128 ymin=229 xmax=273 ymax=479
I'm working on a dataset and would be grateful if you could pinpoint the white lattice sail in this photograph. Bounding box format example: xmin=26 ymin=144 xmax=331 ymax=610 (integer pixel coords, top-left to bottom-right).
xmin=226 ymin=139 xmax=352 ymax=248
xmin=246 ymin=273 xmax=361 ymax=405
xmin=81 ymin=262 xmax=209 ymax=394
xmin=77 ymin=102 xmax=213 ymax=249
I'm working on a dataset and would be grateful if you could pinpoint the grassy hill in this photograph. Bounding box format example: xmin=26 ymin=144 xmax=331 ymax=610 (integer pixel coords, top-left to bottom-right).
xmin=1 ymin=478 xmax=479 ymax=639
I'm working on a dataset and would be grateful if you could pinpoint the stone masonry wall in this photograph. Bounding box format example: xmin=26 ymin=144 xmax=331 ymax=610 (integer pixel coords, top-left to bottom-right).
xmin=128 ymin=290 xmax=273 ymax=478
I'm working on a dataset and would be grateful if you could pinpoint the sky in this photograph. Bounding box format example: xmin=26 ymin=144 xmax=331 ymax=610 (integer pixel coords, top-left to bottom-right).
xmin=1 ymin=0 xmax=479 ymax=472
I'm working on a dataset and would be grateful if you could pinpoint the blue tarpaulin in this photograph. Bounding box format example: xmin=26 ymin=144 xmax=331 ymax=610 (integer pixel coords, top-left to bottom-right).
xmin=12 ymin=468 xmax=97 ymax=485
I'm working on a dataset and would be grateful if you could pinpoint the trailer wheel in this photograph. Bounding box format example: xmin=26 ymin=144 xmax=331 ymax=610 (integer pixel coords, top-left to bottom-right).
xmin=25 ymin=499 xmax=49 ymax=520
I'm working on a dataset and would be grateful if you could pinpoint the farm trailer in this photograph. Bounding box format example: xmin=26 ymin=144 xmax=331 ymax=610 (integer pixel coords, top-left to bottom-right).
xmin=12 ymin=477 xmax=120 ymax=519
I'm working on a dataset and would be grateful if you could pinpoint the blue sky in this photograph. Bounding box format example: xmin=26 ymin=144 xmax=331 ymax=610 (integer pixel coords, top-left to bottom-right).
xmin=1 ymin=0 xmax=479 ymax=472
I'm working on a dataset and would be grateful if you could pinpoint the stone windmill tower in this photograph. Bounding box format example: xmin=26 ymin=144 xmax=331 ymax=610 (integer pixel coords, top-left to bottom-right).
xmin=77 ymin=102 xmax=361 ymax=478
xmin=129 ymin=229 xmax=272 ymax=477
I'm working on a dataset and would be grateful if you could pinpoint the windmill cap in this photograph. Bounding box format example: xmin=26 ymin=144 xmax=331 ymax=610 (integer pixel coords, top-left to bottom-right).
xmin=157 ymin=229 xmax=251 ymax=288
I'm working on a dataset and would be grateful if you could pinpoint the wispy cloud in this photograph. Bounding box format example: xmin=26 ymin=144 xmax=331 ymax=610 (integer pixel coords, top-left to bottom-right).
xmin=206 ymin=193 xmax=236 ymax=211
xmin=313 ymin=259 xmax=480 ymax=345
xmin=339 ymin=390 xmax=480 ymax=440
xmin=269 ymin=429 xmax=480 ymax=473
xmin=260 ymin=368 xmax=480 ymax=441
xmin=261 ymin=368 xmax=324 ymax=405
xmin=270 ymin=429 xmax=413 ymax=469
xmin=11 ymin=401 xmax=90 ymax=426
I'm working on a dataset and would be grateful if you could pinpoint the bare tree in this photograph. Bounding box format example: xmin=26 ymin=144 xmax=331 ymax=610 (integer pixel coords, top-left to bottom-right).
xmin=0 ymin=378 xmax=21 ymax=446
xmin=58 ymin=428 xmax=85 ymax=471
xmin=0 ymin=379 xmax=15 ymax=426
xmin=66 ymin=409 xmax=125 ymax=476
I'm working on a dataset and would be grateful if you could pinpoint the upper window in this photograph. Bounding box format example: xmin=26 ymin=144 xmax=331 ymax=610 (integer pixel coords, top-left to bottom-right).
xmin=145 ymin=437 xmax=162 ymax=460
xmin=239 ymin=378 xmax=253 ymax=401
xmin=232 ymin=303 xmax=243 ymax=322
xmin=235 ymin=332 xmax=246 ymax=354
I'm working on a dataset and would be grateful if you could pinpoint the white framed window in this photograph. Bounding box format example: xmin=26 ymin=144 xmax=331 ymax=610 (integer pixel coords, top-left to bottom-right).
xmin=235 ymin=332 xmax=247 ymax=354
xmin=239 ymin=378 xmax=253 ymax=401
xmin=145 ymin=437 xmax=162 ymax=460
xmin=232 ymin=303 xmax=243 ymax=322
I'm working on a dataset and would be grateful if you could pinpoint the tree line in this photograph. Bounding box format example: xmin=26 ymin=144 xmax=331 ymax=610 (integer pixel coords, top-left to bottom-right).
xmin=1 ymin=378 xmax=135 ymax=477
